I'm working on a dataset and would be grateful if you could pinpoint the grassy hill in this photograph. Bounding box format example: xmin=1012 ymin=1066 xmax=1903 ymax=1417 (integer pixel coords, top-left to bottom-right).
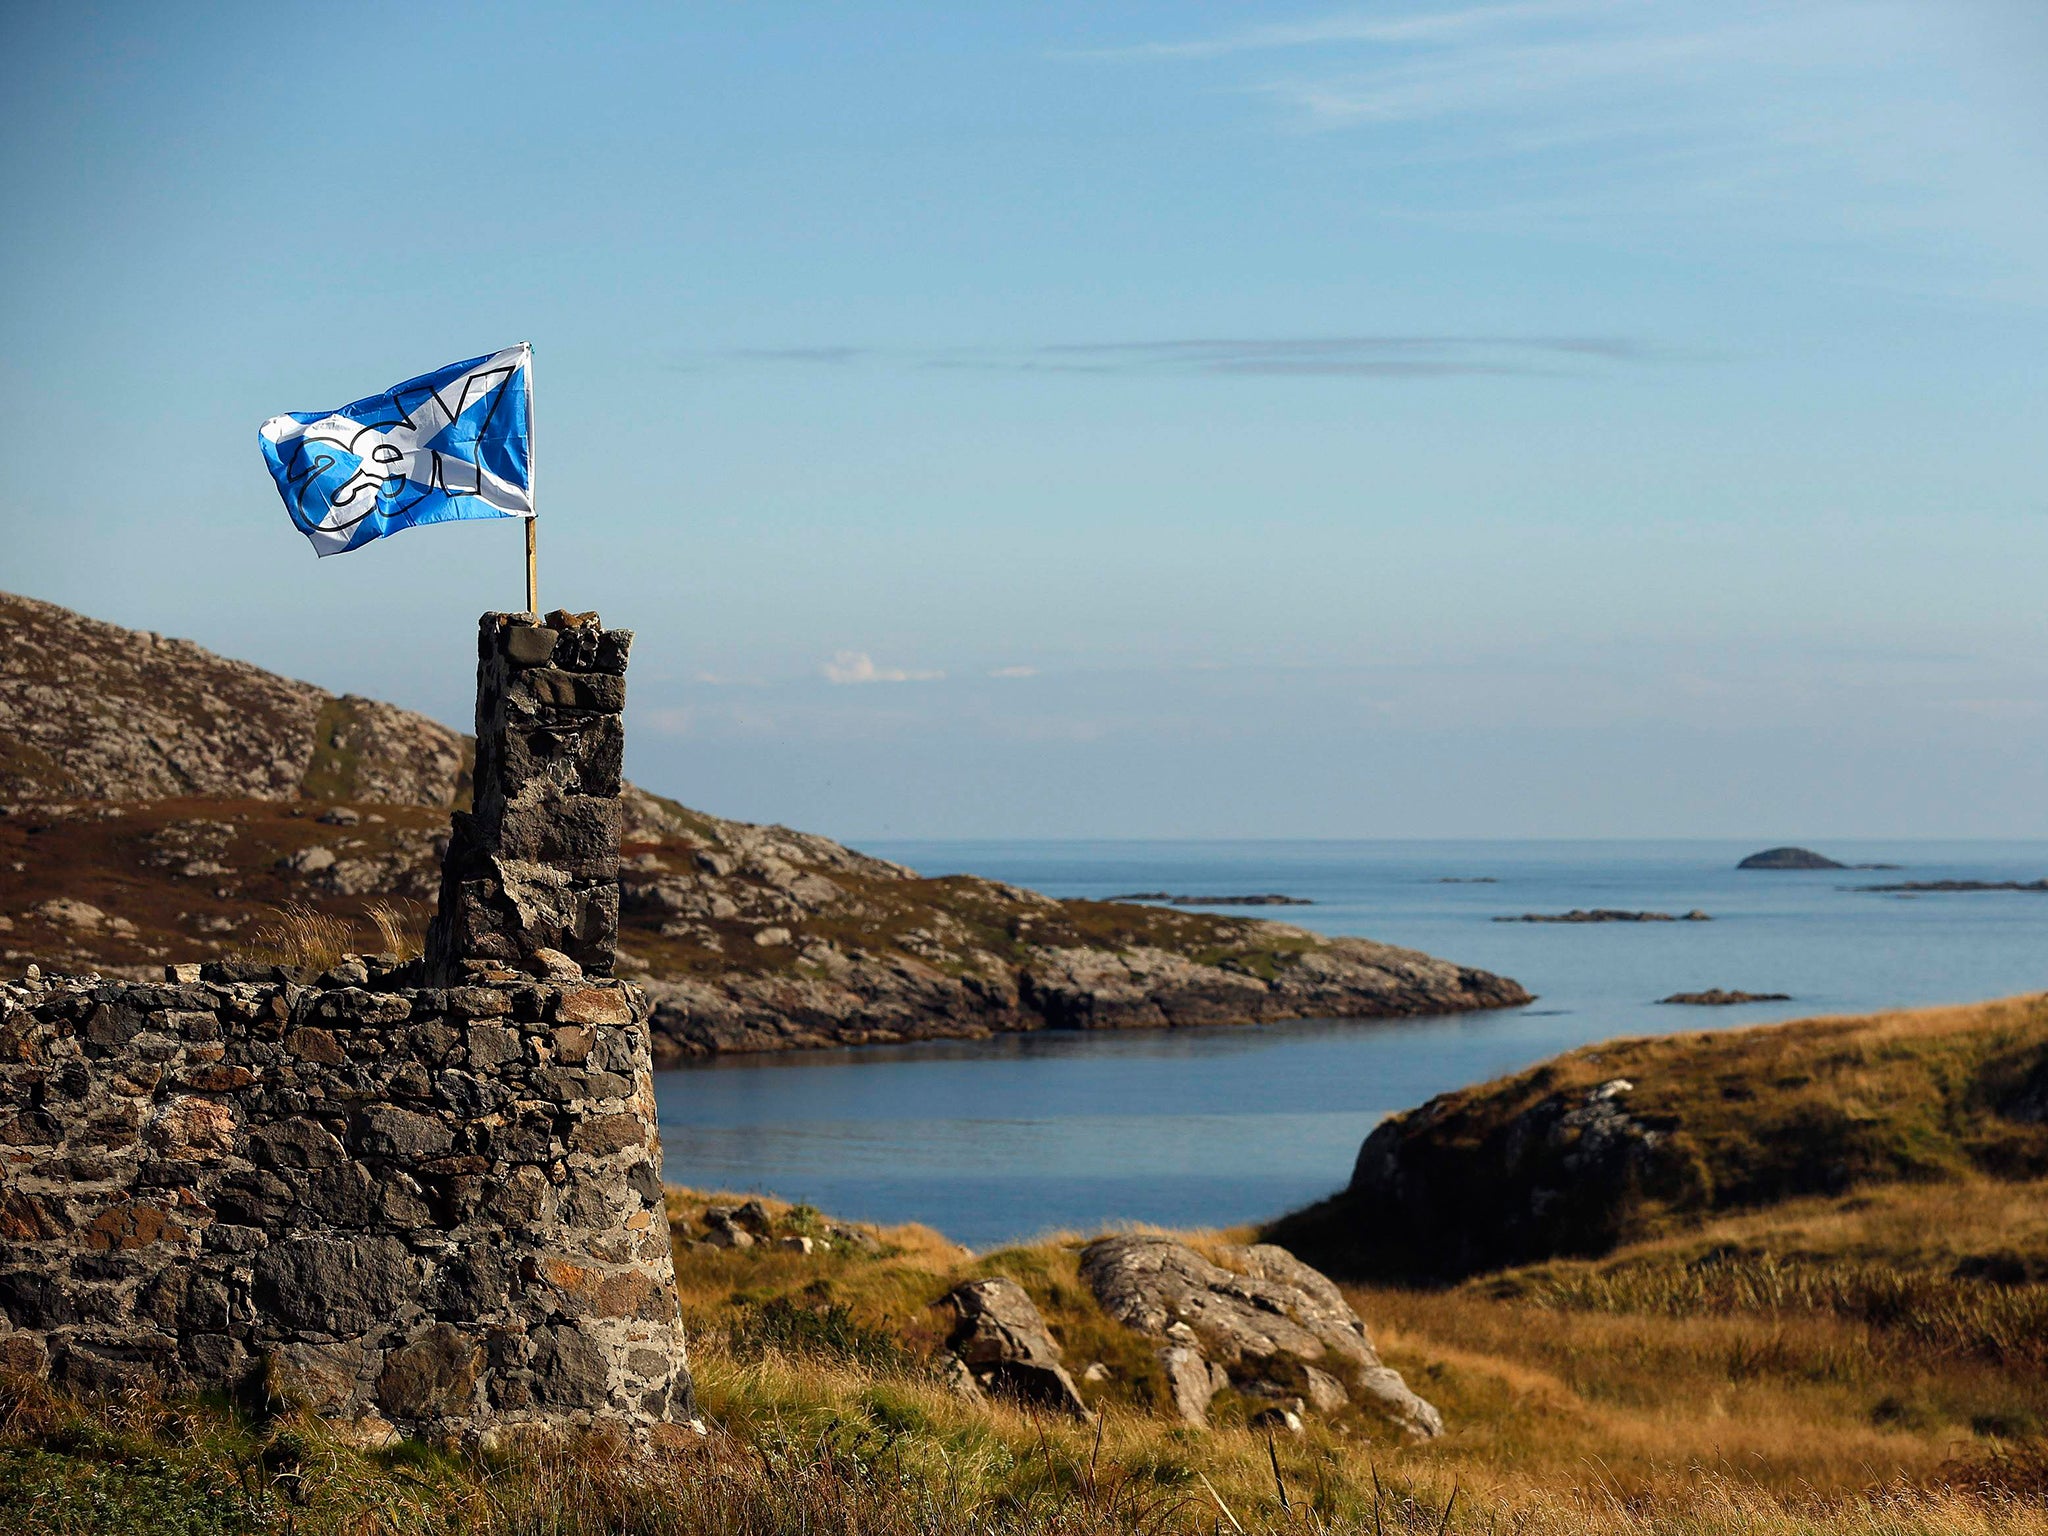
xmin=6 ymin=998 xmax=2048 ymax=1534
xmin=1270 ymin=993 xmax=2048 ymax=1280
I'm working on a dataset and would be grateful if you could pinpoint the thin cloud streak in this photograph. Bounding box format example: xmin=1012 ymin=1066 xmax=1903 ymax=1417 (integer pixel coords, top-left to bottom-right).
xmin=1072 ymin=1 xmax=2048 ymax=305
xmin=1070 ymin=0 xmax=1613 ymax=60
xmin=715 ymin=335 xmax=1656 ymax=379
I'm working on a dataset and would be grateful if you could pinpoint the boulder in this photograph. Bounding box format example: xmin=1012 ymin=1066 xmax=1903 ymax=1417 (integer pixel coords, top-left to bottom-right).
xmin=32 ymin=899 xmax=104 ymax=930
xmin=1324 ymin=1076 xmax=1671 ymax=1278
xmin=1077 ymin=1234 xmax=1441 ymax=1437
xmin=942 ymin=1277 xmax=1090 ymax=1418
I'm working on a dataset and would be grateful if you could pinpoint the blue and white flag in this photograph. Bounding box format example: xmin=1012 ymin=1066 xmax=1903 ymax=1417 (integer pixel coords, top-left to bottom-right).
xmin=259 ymin=344 xmax=534 ymax=557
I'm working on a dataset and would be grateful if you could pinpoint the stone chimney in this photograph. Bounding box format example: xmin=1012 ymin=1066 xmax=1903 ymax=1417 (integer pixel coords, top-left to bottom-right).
xmin=426 ymin=610 xmax=630 ymax=984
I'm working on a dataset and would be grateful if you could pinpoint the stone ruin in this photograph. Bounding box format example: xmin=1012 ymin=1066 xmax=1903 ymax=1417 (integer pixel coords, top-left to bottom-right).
xmin=0 ymin=610 xmax=695 ymax=1447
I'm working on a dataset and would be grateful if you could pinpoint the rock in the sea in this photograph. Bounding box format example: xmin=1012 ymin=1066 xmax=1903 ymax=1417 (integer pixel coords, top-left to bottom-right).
xmin=1658 ymin=989 xmax=1791 ymax=1006
xmin=943 ymin=1278 xmax=1090 ymax=1418
xmin=1109 ymin=893 xmax=1314 ymax=907
xmin=1858 ymin=879 xmax=2048 ymax=894
xmin=1077 ymin=1234 xmax=1441 ymax=1437
xmin=1495 ymin=910 xmax=1710 ymax=924
xmin=1738 ymin=847 xmax=1844 ymax=870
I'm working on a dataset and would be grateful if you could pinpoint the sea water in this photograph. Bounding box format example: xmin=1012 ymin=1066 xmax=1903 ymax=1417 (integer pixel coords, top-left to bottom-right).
xmin=654 ymin=840 xmax=2048 ymax=1248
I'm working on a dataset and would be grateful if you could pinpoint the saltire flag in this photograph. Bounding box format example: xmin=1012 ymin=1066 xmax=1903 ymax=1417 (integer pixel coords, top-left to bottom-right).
xmin=258 ymin=344 xmax=533 ymax=557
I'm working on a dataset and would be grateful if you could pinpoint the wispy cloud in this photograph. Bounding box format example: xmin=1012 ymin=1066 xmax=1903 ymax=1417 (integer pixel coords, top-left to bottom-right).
xmin=988 ymin=665 xmax=1039 ymax=678
xmin=823 ymin=650 xmax=946 ymax=685
xmin=716 ymin=334 xmax=1653 ymax=379
xmin=1071 ymin=0 xmax=1609 ymax=61
xmin=729 ymin=346 xmax=868 ymax=364
xmin=1073 ymin=1 xmax=2048 ymax=305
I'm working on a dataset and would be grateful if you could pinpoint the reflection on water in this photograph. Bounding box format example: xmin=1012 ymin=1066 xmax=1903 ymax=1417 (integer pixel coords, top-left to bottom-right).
xmin=656 ymin=839 xmax=2048 ymax=1248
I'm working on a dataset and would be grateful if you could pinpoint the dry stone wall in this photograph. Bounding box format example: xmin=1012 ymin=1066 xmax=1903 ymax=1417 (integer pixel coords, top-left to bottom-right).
xmin=0 ymin=961 xmax=691 ymax=1445
xmin=0 ymin=607 xmax=696 ymax=1447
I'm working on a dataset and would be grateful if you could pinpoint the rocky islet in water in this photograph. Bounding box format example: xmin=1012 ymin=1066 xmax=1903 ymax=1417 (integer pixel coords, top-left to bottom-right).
xmin=1658 ymin=988 xmax=1792 ymax=1005
xmin=1859 ymin=879 xmax=2048 ymax=894
xmin=1739 ymin=846 xmax=1899 ymax=871
xmin=1495 ymin=909 xmax=1711 ymax=923
xmin=1739 ymin=846 xmax=1845 ymax=870
xmin=1108 ymin=891 xmax=1313 ymax=906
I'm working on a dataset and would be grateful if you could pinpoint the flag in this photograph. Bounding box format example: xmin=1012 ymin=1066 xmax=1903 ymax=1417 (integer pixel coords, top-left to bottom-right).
xmin=259 ymin=343 xmax=534 ymax=557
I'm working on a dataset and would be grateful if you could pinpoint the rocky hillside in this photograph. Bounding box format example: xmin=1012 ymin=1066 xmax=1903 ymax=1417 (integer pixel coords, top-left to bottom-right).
xmin=1268 ymin=993 xmax=2048 ymax=1281
xmin=0 ymin=592 xmax=1530 ymax=1062
xmin=0 ymin=592 xmax=469 ymax=806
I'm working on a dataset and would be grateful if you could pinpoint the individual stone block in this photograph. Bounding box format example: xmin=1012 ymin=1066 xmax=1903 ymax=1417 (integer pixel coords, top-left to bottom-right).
xmin=494 ymin=798 xmax=624 ymax=880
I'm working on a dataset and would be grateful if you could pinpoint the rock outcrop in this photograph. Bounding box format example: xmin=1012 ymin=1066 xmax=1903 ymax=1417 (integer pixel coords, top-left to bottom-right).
xmin=1272 ymin=997 xmax=2048 ymax=1285
xmin=1078 ymin=1234 xmax=1441 ymax=1438
xmin=1737 ymin=847 xmax=1844 ymax=870
xmin=635 ymin=930 xmax=1529 ymax=1062
xmin=941 ymin=1277 xmax=1090 ymax=1417
xmin=1334 ymin=1077 xmax=1669 ymax=1279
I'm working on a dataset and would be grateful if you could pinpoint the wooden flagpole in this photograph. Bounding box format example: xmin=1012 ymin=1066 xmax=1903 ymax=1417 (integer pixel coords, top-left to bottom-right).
xmin=525 ymin=517 xmax=538 ymax=616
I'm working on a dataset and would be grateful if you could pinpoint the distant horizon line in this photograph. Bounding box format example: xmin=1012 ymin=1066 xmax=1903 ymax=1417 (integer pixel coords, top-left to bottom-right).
xmin=836 ymin=834 xmax=2048 ymax=846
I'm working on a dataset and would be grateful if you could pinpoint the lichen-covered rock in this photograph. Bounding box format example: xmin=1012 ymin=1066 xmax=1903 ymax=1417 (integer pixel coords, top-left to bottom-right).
xmin=943 ymin=1277 xmax=1090 ymax=1418
xmin=1078 ymin=1234 xmax=1441 ymax=1438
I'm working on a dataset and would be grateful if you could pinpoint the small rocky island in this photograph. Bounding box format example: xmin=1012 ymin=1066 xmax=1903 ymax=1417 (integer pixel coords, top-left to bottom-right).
xmin=1658 ymin=988 xmax=1791 ymax=1005
xmin=1109 ymin=892 xmax=1313 ymax=907
xmin=1738 ymin=846 xmax=1843 ymax=870
xmin=1495 ymin=909 xmax=1711 ymax=924
xmin=1859 ymin=879 xmax=2048 ymax=894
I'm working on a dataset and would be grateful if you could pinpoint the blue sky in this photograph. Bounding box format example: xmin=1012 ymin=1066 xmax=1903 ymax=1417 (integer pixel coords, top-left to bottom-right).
xmin=3 ymin=1 xmax=2045 ymax=839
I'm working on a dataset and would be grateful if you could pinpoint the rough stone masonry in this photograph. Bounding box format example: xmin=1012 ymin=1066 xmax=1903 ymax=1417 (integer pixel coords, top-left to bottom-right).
xmin=426 ymin=611 xmax=631 ymax=983
xmin=0 ymin=610 xmax=696 ymax=1447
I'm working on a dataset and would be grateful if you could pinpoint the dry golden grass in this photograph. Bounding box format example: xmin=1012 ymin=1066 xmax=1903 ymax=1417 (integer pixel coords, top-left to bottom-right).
xmin=657 ymin=1180 xmax=2048 ymax=1534
xmin=226 ymin=897 xmax=427 ymax=971
xmin=2 ymin=1180 xmax=2043 ymax=1534
xmin=366 ymin=897 xmax=427 ymax=960
xmin=228 ymin=900 xmax=363 ymax=971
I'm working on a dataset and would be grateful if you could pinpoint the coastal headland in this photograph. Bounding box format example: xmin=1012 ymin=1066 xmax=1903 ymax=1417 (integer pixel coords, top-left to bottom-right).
xmin=0 ymin=592 xmax=1529 ymax=1062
